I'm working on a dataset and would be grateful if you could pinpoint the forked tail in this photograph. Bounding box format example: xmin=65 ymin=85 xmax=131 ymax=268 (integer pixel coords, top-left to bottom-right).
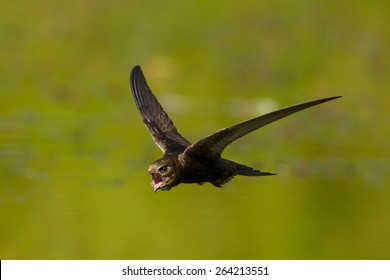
xmin=231 ymin=161 xmax=276 ymax=176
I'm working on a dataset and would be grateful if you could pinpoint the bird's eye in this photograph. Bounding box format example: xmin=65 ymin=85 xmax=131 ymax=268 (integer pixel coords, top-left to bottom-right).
xmin=158 ymin=165 xmax=168 ymax=173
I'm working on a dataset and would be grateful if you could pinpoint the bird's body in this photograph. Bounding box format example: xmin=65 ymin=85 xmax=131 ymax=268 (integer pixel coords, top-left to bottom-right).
xmin=173 ymin=155 xmax=266 ymax=187
xmin=130 ymin=65 xmax=340 ymax=191
xmin=179 ymin=156 xmax=242 ymax=187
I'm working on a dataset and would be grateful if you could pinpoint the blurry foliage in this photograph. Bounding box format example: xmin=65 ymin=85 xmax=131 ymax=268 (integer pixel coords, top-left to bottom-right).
xmin=0 ymin=0 xmax=389 ymax=259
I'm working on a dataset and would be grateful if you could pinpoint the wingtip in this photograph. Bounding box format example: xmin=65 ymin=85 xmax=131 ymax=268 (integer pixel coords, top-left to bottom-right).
xmin=321 ymin=96 xmax=342 ymax=102
xmin=319 ymin=95 xmax=342 ymax=105
xmin=130 ymin=65 xmax=142 ymax=77
xmin=130 ymin=65 xmax=145 ymax=93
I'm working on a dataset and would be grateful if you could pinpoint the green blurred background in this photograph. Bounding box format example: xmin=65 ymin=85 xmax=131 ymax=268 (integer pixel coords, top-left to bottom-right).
xmin=1 ymin=0 xmax=389 ymax=259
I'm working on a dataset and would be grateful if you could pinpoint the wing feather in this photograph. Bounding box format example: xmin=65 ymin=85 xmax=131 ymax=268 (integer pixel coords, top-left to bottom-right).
xmin=130 ymin=66 xmax=191 ymax=154
xmin=183 ymin=96 xmax=341 ymax=158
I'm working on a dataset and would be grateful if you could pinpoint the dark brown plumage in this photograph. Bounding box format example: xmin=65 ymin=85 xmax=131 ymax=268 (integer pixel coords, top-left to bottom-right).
xmin=130 ymin=65 xmax=341 ymax=191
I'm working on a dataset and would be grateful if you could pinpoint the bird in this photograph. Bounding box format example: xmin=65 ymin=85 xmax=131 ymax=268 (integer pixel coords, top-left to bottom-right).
xmin=130 ymin=65 xmax=341 ymax=192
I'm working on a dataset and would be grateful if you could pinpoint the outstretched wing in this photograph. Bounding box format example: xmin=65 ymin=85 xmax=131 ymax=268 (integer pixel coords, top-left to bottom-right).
xmin=130 ymin=65 xmax=191 ymax=154
xmin=183 ymin=96 xmax=341 ymax=158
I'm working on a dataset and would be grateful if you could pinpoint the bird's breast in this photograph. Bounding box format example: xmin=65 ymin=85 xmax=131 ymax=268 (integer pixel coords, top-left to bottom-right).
xmin=178 ymin=156 xmax=233 ymax=184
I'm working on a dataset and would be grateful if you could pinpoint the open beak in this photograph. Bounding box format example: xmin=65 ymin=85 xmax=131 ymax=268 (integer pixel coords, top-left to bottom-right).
xmin=149 ymin=172 xmax=164 ymax=192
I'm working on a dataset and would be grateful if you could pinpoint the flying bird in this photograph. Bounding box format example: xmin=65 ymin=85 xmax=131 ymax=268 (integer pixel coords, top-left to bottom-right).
xmin=130 ymin=65 xmax=340 ymax=192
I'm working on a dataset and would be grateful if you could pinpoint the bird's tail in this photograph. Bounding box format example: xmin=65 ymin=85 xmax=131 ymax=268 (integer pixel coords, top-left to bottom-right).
xmin=236 ymin=169 xmax=275 ymax=176
xmin=231 ymin=161 xmax=276 ymax=177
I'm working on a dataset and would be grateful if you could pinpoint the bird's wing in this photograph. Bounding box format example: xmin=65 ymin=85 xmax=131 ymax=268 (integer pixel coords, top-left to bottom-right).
xmin=183 ymin=96 xmax=341 ymax=158
xmin=130 ymin=65 xmax=191 ymax=154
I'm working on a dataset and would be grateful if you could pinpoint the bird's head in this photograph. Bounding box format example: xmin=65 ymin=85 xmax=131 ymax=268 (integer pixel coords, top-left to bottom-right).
xmin=148 ymin=157 xmax=179 ymax=192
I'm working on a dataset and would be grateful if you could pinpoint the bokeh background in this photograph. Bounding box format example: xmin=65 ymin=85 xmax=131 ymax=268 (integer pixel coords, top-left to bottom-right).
xmin=1 ymin=0 xmax=389 ymax=259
